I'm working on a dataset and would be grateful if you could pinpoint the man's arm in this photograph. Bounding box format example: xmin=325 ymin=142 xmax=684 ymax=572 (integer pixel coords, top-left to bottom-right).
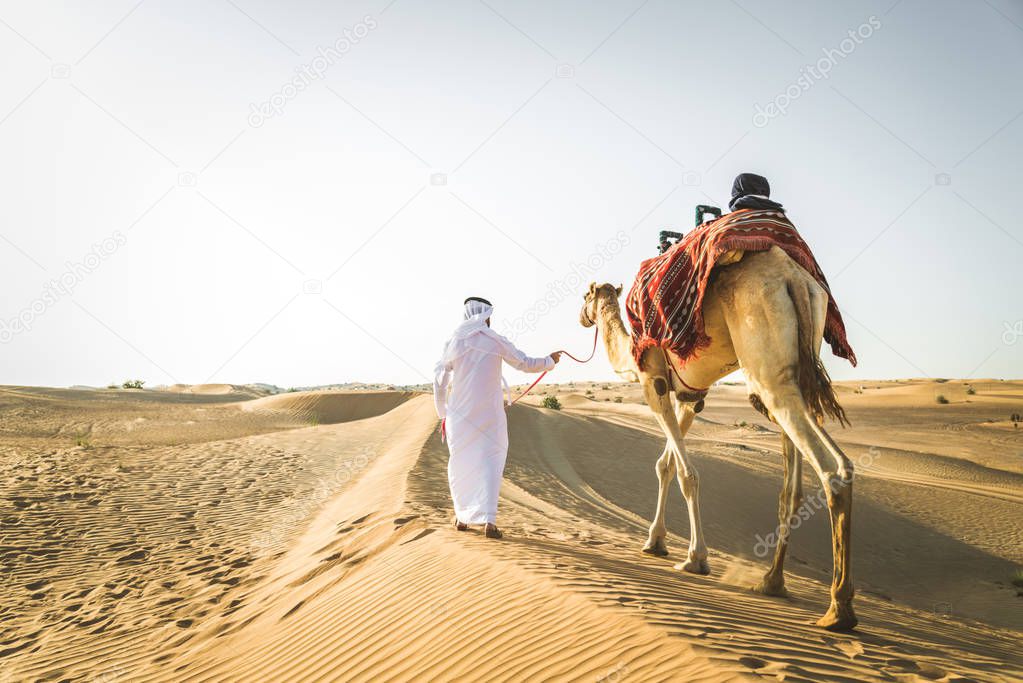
xmin=432 ymin=360 xmax=452 ymax=418
xmin=493 ymin=334 xmax=557 ymax=373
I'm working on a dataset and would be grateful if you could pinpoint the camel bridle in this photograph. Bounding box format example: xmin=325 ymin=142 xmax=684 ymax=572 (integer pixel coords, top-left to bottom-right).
xmin=582 ymin=291 xmax=599 ymax=327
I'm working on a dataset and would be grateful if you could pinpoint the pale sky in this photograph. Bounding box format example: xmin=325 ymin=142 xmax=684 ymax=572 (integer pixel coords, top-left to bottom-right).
xmin=1 ymin=0 xmax=1021 ymax=389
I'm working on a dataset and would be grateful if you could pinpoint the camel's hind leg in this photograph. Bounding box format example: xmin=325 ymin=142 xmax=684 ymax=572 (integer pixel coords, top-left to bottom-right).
xmin=639 ymin=365 xmax=708 ymax=574
xmin=752 ymin=433 xmax=802 ymax=597
xmin=643 ymin=401 xmax=696 ymax=557
xmin=759 ymin=394 xmax=855 ymax=630
xmin=719 ymin=257 xmax=856 ymax=630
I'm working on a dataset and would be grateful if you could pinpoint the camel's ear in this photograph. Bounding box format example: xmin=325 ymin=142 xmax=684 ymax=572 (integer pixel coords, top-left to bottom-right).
xmin=588 ymin=282 xmax=597 ymax=295
xmin=616 ymin=284 xmax=623 ymax=297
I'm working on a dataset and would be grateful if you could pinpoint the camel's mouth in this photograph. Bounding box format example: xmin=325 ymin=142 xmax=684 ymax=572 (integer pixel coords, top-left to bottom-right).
xmin=579 ymin=299 xmax=596 ymax=328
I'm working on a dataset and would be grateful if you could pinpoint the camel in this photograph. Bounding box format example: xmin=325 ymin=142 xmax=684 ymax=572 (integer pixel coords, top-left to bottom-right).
xmin=579 ymin=246 xmax=857 ymax=631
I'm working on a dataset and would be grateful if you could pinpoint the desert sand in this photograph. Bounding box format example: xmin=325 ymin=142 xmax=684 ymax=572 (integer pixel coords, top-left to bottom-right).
xmin=1 ymin=380 xmax=1020 ymax=682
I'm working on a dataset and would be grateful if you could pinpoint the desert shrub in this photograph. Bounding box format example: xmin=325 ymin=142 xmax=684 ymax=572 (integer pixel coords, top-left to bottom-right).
xmin=122 ymin=379 xmax=144 ymax=389
xmin=542 ymin=396 xmax=562 ymax=410
xmin=614 ymin=396 xmax=623 ymax=403
xmin=966 ymin=386 xmax=976 ymax=395
xmin=935 ymin=378 xmax=949 ymax=383
xmin=75 ymin=433 xmax=91 ymax=449
xmin=1012 ymin=569 xmax=1023 ymax=588
xmin=935 ymin=395 xmax=949 ymax=404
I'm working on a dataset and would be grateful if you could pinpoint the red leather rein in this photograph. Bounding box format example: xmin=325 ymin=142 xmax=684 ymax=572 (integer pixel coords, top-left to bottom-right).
xmin=509 ymin=326 xmax=599 ymax=405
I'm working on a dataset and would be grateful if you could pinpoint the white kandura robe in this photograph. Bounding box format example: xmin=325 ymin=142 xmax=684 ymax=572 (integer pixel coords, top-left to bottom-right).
xmin=434 ymin=331 xmax=553 ymax=525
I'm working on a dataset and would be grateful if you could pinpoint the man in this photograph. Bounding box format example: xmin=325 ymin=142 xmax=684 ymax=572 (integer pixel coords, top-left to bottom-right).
xmin=729 ymin=172 xmax=785 ymax=212
xmin=433 ymin=297 xmax=560 ymax=539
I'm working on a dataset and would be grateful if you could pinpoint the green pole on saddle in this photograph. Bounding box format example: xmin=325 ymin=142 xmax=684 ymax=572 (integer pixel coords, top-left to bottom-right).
xmin=695 ymin=204 xmax=722 ymax=226
xmin=656 ymin=205 xmax=723 ymax=254
xmin=657 ymin=230 xmax=684 ymax=254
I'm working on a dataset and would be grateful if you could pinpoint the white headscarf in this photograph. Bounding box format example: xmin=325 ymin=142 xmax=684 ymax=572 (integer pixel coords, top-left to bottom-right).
xmin=438 ymin=299 xmax=495 ymax=367
xmin=434 ymin=299 xmax=512 ymax=407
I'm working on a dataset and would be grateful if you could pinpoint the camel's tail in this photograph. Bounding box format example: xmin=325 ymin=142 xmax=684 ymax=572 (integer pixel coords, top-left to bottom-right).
xmin=788 ymin=281 xmax=849 ymax=427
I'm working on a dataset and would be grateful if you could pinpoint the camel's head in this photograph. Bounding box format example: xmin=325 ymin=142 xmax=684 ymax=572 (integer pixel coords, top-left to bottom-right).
xmin=580 ymin=282 xmax=623 ymax=328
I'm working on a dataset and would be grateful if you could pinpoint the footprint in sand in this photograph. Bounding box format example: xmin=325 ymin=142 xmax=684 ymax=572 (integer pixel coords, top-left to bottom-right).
xmin=824 ymin=636 xmax=864 ymax=660
xmin=115 ymin=549 xmax=150 ymax=565
xmin=25 ymin=579 xmax=49 ymax=592
xmin=738 ymin=656 xmax=766 ymax=670
xmin=399 ymin=529 xmax=435 ymax=545
xmin=883 ymin=658 xmax=948 ymax=680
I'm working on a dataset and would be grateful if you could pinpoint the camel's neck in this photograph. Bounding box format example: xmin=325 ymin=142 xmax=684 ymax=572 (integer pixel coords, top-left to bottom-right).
xmin=596 ymin=295 xmax=636 ymax=376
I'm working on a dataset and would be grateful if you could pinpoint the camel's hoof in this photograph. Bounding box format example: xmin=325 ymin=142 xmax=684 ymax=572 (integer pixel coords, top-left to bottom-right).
xmin=642 ymin=543 xmax=669 ymax=557
xmin=751 ymin=578 xmax=788 ymax=598
xmin=677 ymin=558 xmax=710 ymax=575
xmin=816 ymin=602 xmax=858 ymax=632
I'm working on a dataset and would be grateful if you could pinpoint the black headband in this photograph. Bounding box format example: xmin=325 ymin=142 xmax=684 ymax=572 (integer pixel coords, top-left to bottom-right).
xmin=464 ymin=296 xmax=492 ymax=306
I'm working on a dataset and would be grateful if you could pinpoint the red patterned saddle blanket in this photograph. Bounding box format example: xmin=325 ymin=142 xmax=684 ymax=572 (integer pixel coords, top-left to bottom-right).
xmin=625 ymin=209 xmax=856 ymax=369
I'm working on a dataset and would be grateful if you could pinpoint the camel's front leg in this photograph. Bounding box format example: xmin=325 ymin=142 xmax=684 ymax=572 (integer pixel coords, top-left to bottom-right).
xmin=752 ymin=433 xmax=802 ymax=597
xmin=642 ymin=445 xmax=674 ymax=557
xmin=643 ymin=401 xmax=695 ymax=557
xmin=641 ymin=378 xmax=708 ymax=574
xmin=671 ymin=447 xmax=709 ymax=574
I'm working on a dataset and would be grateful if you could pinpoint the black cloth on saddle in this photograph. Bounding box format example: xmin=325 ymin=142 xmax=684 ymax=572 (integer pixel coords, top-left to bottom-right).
xmin=729 ymin=172 xmax=784 ymax=212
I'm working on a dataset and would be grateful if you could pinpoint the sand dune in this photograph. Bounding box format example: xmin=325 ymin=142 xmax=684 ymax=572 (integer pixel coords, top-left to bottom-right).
xmin=1 ymin=381 xmax=1020 ymax=681
xmin=164 ymin=383 xmax=240 ymax=395
xmin=162 ymin=383 xmax=268 ymax=398
xmin=242 ymin=390 xmax=417 ymax=425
